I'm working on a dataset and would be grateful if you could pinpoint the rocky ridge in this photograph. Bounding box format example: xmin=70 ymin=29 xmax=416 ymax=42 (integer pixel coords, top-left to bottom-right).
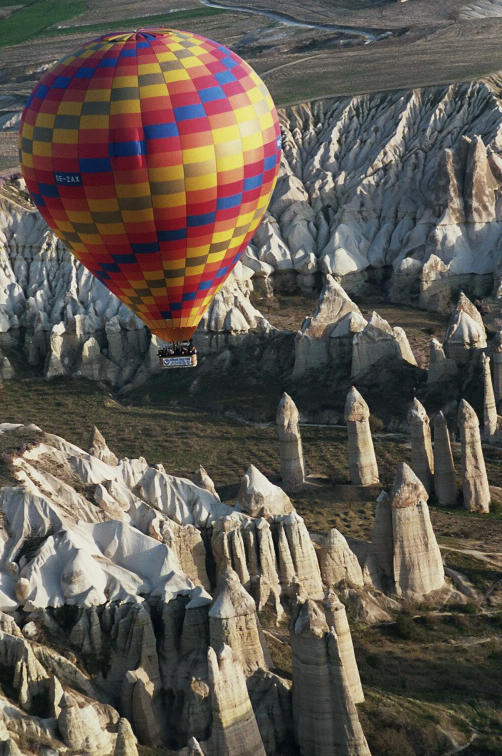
xmin=3 ymin=80 xmax=502 ymax=389
xmin=0 ymin=414 xmax=474 ymax=755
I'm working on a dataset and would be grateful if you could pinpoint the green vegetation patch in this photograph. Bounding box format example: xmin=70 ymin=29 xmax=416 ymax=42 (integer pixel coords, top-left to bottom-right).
xmin=0 ymin=0 xmax=30 ymax=7
xmin=0 ymin=3 xmax=226 ymax=50
xmin=0 ymin=0 xmax=86 ymax=48
xmin=39 ymin=7 xmax=227 ymax=40
xmin=0 ymin=377 xmax=281 ymax=488
xmin=355 ymin=621 xmax=502 ymax=703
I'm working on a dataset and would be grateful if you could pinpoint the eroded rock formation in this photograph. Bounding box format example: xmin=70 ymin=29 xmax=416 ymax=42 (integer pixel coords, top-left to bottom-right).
xmin=208 ymin=568 xmax=268 ymax=675
xmin=352 ymin=311 xmax=417 ymax=377
xmin=317 ymin=529 xmax=364 ymax=589
xmin=389 ymin=463 xmax=445 ymax=598
xmin=3 ymin=78 xmax=502 ymax=394
xmin=276 ymin=393 xmax=305 ymax=491
xmin=368 ymin=464 xmax=445 ymax=598
xmin=458 ymin=399 xmax=491 ymax=512
xmin=444 ymin=292 xmax=487 ymax=364
xmin=482 ymin=353 xmax=499 ymax=441
xmin=323 ymin=590 xmax=364 ymax=705
xmin=344 ymin=387 xmax=379 ymax=486
xmin=192 ymin=466 xmax=220 ymax=501
xmin=238 ymin=465 xmax=293 ymax=519
xmin=407 ymin=398 xmax=434 ymax=493
xmin=291 ymin=600 xmax=370 ymax=756
xmin=292 ymin=276 xmax=365 ymax=378
xmin=88 ymin=425 xmax=118 ymax=466
xmin=0 ymin=412 xmax=470 ymax=752
xmin=114 ymin=717 xmax=139 ymax=756
xmin=207 ymin=645 xmax=266 ymax=756
xmin=433 ymin=411 xmax=457 ymax=506
xmin=427 ymin=338 xmax=457 ymax=384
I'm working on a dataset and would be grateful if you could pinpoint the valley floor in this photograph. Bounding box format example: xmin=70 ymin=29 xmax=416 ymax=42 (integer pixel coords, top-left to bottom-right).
xmin=0 ymin=372 xmax=500 ymax=753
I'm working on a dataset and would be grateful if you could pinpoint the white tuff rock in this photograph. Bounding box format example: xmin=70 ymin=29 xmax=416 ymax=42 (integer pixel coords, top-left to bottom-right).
xmin=368 ymin=465 xmax=445 ymax=598
xmin=292 ymin=276 xmax=364 ymax=379
xmin=482 ymin=354 xmax=498 ymax=441
xmin=352 ymin=311 xmax=417 ymax=377
xmin=237 ymin=465 xmax=293 ymax=519
xmin=276 ymin=393 xmax=305 ymax=492
xmin=458 ymin=399 xmax=491 ymax=512
xmin=192 ymin=465 xmax=220 ymax=501
xmin=389 ymin=463 xmax=445 ymax=598
xmin=88 ymin=425 xmax=118 ymax=466
xmin=444 ymin=292 xmax=487 ymax=364
xmin=208 ymin=568 xmax=268 ymax=675
xmin=344 ymin=387 xmax=379 ymax=486
xmin=324 ymin=589 xmax=364 ymax=704
xmin=207 ymin=645 xmax=266 ymax=756
xmin=433 ymin=412 xmax=457 ymax=506
xmin=407 ymin=398 xmax=434 ymax=493
xmin=427 ymin=338 xmax=457 ymax=384
xmin=274 ymin=513 xmax=324 ymax=600
xmin=317 ymin=529 xmax=364 ymax=588
xmin=291 ymin=599 xmax=370 ymax=756
xmin=114 ymin=717 xmax=139 ymax=756
xmin=58 ymin=693 xmax=113 ymax=754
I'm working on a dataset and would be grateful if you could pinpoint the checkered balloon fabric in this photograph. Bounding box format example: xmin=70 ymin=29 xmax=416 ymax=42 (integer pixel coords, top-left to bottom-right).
xmin=19 ymin=29 xmax=281 ymax=342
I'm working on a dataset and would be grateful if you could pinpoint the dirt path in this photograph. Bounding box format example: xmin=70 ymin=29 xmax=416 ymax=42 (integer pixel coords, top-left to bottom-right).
xmin=440 ymin=544 xmax=502 ymax=570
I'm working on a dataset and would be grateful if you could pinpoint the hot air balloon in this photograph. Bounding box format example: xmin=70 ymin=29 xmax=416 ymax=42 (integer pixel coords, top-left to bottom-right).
xmin=19 ymin=28 xmax=281 ymax=367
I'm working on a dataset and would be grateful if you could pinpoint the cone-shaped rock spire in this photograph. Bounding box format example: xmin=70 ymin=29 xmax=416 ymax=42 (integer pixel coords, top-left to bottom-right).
xmin=433 ymin=411 xmax=457 ymax=506
xmin=291 ymin=599 xmax=370 ymax=756
xmin=114 ymin=718 xmax=139 ymax=756
xmin=444 ymin=292 xmax=487 ymax=364
xmin=207 ymin=644 xmax=266 ymax=756
xmin=344 ymin=387 xmax=379 ymax=486
xmin=458 ymin=399 xmax=491 ymax=513
xmin=208 ymin=568 xmax=268 ymax=674
xmin=323 ymin=589 xmax=364 ymax=704
xmin=390 ymin=463 xmax=445 ymax=598
xmin=482 ymin=354 xmax=498 ymax=441
xmin=88 ymin=425 xmax=118 ymax=465
xmin=276 ymin=392 xmax=305 ymax=492
xmin=407 ymin=398 xmax=434 ymax=493
xmin=192 ymin=465 xmax=220 ymax=501
xmin=238 ymin=465 xmax=292 ymax=518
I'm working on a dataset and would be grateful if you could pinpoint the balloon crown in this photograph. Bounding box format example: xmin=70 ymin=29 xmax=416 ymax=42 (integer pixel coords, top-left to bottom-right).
xmin=100 ymin=30 xmax=169 ymax=43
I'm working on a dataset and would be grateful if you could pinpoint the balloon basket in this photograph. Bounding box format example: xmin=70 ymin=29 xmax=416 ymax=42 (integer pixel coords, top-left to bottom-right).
xmin=158 ymin=343 xmax=197 ymax=369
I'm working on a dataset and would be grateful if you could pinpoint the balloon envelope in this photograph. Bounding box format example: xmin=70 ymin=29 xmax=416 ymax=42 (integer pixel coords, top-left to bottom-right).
xmin=19 ymin=28 xmax=281 ymax=342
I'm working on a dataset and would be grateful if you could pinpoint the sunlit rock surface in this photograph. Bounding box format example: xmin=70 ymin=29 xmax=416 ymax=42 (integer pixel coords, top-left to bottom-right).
xmin=0 ymin=422 xmax=372 ymax=754
xmin=3 ymin=79 xmax=502 ymax=388
xmin=367 ymin=464 xmax=445 ymax=598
